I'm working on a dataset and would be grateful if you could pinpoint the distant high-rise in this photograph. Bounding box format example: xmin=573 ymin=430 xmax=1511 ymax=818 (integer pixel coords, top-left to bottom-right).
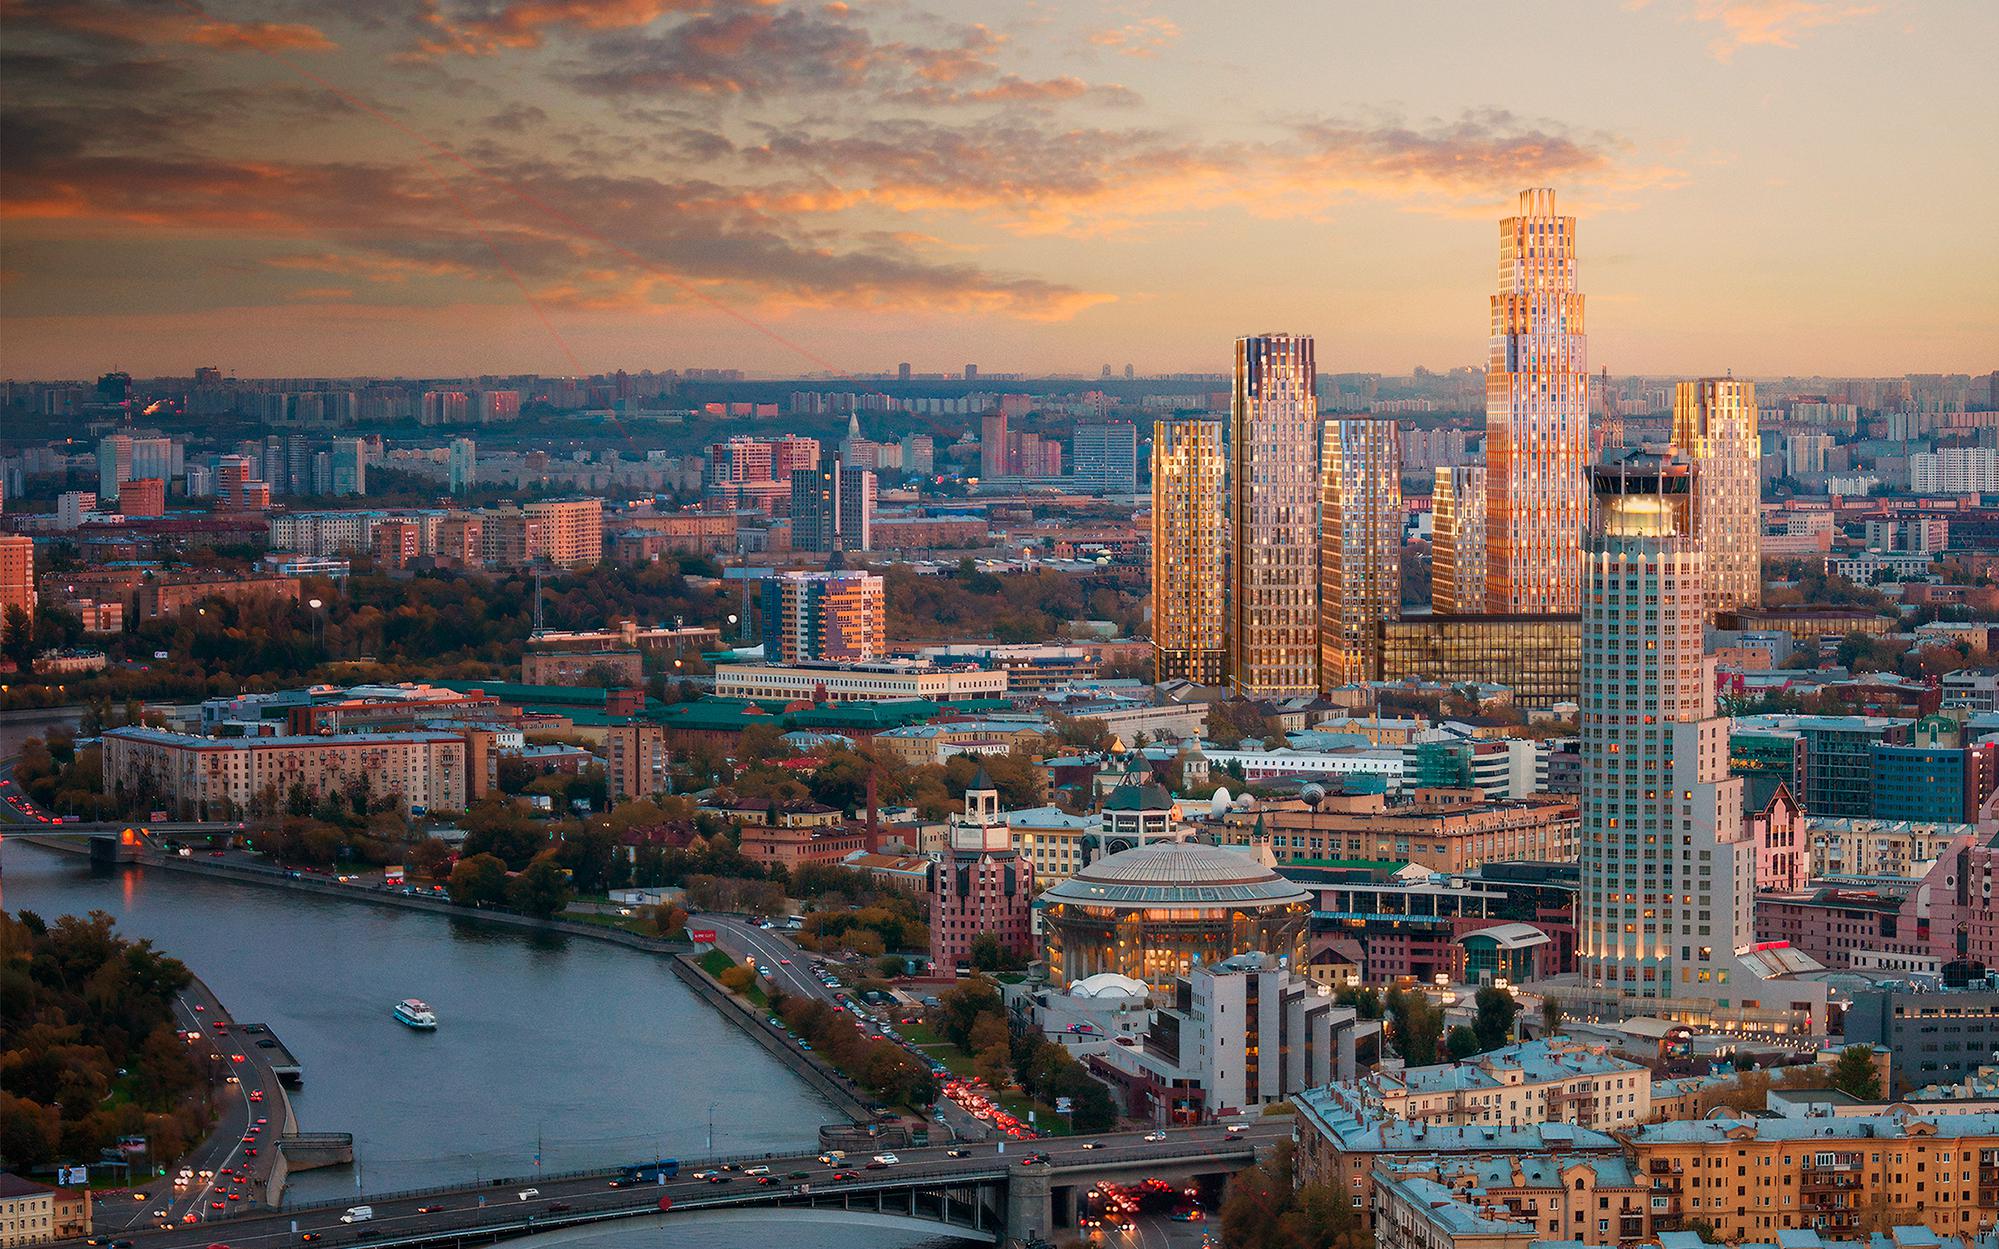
xmin=1072 ymin=421 xmax=1139 ymax=495
xmin=1577 ymin=449 xmax=1817 ymax=1029
xmin=1151 ymin=417 xmax=1225 ymax=685
xmin=790 ymin=459 xmax=874 ymax=554
xmin=97 ymin=435 xmax=131 ymax=501
xmin=1228 ymin=333 xmax=1320 ymax=698
xmin=897 ymin=362 xmax=912 ymax=382
xmin=1672 ymin=378 xmax=1762 ymax=615
xmin=330 ymin=437 xmax=366 ymax=498
xmin=448 ymin=438 xmax=477 ymax=495
xmin=979 ymin=412 xmax=1010 ymax=480
xmin=1318 ymin=418 xmax=1402 ymax=690
xmin=0 ymin=534 xmax=34 ymax=619
xmin=1485 ymin=188 xmax=1590 ymax=613
xmin=761 ymin=570 xmax=885 ymax=663
xmin=1432 ymin=465 xmax=1488 ymax=615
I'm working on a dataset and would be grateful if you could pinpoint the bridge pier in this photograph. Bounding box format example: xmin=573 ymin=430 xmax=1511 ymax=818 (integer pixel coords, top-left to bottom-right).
xmin=1002 ymin=1164 xmax=1050 ymax=1246
xmin=89 ymin=833 xmax=142 ymax=865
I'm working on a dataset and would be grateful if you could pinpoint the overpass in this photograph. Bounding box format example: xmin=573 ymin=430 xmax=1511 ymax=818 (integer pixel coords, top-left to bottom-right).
xmin=103 ymin=1123 xmax=1274 ymax=1248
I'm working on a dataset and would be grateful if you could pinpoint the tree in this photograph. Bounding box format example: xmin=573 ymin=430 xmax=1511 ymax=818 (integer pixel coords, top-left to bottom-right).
xmin=1540 ymin=995 xmax=1564 ymax=1038
xmin=2 ymin=604 xmax=36 ymax=675
xmin=447 ymin=853 xmax=509 ymax=907
xmin=1830 ymin=1045 xmax=1883 ymax=1100
xmin=506 ymin=855 xmax=574 ymax=918
xmin=406 ymin=837 xmax=454 ymax=881
xmin=937 ymin=977 xmax=1003 ymax=1049
xmin=1446 ymin=1025 xmax=1481 ymax=1061
xmin=1385 ymin=987 xmax=1442 ymax=1067
xmin=1472 ymin=985 xmax=1521 ymax=1052
xmin=718 ymin=965 xmax=756 ymax=994
xmin=969 ymin=931 xmax=1004 ymax=973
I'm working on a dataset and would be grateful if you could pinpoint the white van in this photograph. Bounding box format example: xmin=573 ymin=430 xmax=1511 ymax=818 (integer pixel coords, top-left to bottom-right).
xmin=340 ymin=1206 xmax=374 ymax=1223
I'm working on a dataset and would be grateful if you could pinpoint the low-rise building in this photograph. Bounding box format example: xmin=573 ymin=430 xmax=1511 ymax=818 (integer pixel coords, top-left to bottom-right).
xmin=713 ymin=660 xmax=1008 ymax=704
xmin=0 ymin=1174 xmax=87 ymax=1247
xmin=1213 ymin=788 xmax=1580 ymax=873
xmin=101 ymin=726 xmax=467 ymax=817
xmin=1289 ymin=1103 xmax=1622 ymax=1231
xmin=1320 ymin=1039 xmax=1651 ymax=1130
xmin=520 ymin=649 xmax=644 ymax=687
xmin=1623 ymin=1111 xmax=1999 ymax=1242
xmin=1372 ymin=1154 xmax=1652 ymax=1249
xmin=1845 ymin=988 xmax=1999 ymax=1095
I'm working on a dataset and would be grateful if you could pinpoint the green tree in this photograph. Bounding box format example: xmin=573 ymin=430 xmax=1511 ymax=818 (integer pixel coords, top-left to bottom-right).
xmin=1446 ymin=1024 xmax=1481 ymax=1061
xmin=1 ymin=604 xmax=36 ymax=675
xmin=1472 ymin=985 xmax=1521 ymax=1052
xmin=447 ymin=853 xmax=509 ymax=907
xmin=1540 ymin=995 xmax=1564 ymax=1038
xmin=506 ymin=855 xmax=574 ymax=918
xmin=1386 ymin=987 xmax=1442 ymax=1067
xmin=969 ymin=931 xmax=1004 ymax=972
xmin=1830 ymin=1045 xmax=1883 ymax=1100
xmin=937 ymin=977 xmax=1003 ymax=1049
xmin=406 ymin=837 xmax=454 ymax=881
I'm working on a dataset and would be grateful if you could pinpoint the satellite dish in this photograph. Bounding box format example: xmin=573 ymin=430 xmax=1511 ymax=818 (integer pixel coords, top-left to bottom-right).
xmin=1300 ymin=782 xmax=1327 ymax=808
xmin=1210 ymin=787 xmax=1232 ymax=816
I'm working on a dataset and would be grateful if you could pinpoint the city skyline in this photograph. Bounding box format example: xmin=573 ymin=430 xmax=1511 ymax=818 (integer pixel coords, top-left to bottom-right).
xmin=3 ymin=2 xmax=1994 ymax=380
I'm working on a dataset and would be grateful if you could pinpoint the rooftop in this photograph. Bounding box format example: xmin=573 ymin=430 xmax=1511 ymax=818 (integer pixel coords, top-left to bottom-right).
xmin=1038 ymin=841 xmax=1310 ymax=909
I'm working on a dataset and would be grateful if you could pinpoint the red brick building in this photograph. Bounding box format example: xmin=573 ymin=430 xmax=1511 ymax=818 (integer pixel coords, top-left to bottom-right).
xmin=929 ymin=768 xmax=1035 ymax=974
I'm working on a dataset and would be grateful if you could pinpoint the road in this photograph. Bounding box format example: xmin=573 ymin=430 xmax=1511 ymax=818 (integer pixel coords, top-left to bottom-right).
xmin=690 ymin=913 xmax=991 ymax=1143
xmin=88 ymin=978 xmax=290 ymax=1235
xmin=111 ymin=1120 xmax=1281 ymax=1249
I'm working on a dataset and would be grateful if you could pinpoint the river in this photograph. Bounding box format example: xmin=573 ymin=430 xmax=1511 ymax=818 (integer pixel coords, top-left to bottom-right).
xmin=0 ymin=840 xmax=956 ymax=1249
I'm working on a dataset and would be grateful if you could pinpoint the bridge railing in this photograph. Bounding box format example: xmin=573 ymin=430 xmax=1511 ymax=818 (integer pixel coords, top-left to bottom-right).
xmin=272 ymin=1149 xmax=819 ymax=1212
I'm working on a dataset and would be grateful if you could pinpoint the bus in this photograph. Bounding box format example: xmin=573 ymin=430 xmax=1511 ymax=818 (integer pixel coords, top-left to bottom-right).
xmin=621 ymin=1159 xmax=679 ymax=1183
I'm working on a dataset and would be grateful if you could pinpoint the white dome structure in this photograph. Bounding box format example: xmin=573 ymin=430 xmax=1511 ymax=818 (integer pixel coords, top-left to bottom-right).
xmin=1066 ymin=972 xmax=1150 ymax=1001
xmin=1209 ymin=787 xmax=1232 ymax=816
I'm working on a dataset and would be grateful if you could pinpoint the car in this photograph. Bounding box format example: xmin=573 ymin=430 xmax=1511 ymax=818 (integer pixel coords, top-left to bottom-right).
xmin=704 ymin=1175 xmax=729 ymax=1184
xmin=1225 ymin=1123 xmax=1248 ymax=1135
xmin=415 ymin=1206 xmax=443 ymax=1215
xmin=152 ymin=1209 xmax=169 ymax=1218
xmin=743 ymin=1166 xmax=770 ymax=1176
xmin=225 ymin=1076 xmax=239 ymax=1084
xmin=546 ymin=1202 xmax=571 ymax=1212
xmin=181 ymin=1214 xmax=198 ymax=1225
xmin=754 ymin=1177 xmax=777 ymax=1186
xmin=690 ymin=1171 xmax=718 ymax=1181
xmin=863 ymin=1161 xmax=887 ymax=1171
xmin=249 ymin=1091 xmax=264 ymax=1103
xmin=210 ymin=1201 xmax=226 ymax=1210
xmin=766 ymin=1017 xmax=782 ymax=1027
xmin=945 ymin=1148 xmax=969 ymax=1158
xmin=871 ymin=1153 xmax=898 ymax=1165
xmin=227 ymin=1193 xmax=242 ymax=1202
xmin=1143 ymin=1130 xmax=1167 ymax=1143
xmin=231 ymin=1053 xmax=247 ymax=1063
xmin=301 ymin=1234 xmax=322 ymax=1241
xmin=244 ymin=1149 xmax=257 ymax=1157
xmin=256 ymin=1117 xmax=268 ymax=1125
xmin=516 ymin=1189 xmax=539 ymax=1201
xmin=193 ymin=1004 xmax=205 ymax=1012
xmin=817 ymin=1153 xmax=844 ymax=1164
xmin=1080 ymin=1141 xmax=1101 ymax=1150
xmin=786 ymin=1171 xmax=810 ymax=1180
xmin=257 ymin=1039 xmax=277 ymax=1049
xmin=778 ymin=958 xmax=790 ymax=964
xmin=830 ymin=1171 xmax=857 ymax=1181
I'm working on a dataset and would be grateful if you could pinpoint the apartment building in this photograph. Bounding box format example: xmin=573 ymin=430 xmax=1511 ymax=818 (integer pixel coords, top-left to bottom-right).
xmin=1326 ymin=1040 xmax=1651 ymax=1130
xmin=1214 ymin=788 xmax=1580 ymax=873
xmin=101 ymin=726 xmax=467 ymax=817
xmin=1372 ymin=1154 xmax=1651 ymax=1249
xmin=712 ymin=660 xmax=1007 ymax=704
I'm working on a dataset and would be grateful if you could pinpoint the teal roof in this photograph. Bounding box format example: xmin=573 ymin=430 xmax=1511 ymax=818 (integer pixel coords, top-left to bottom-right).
xmin=642 ymin=696 xmax=1011 ymax=735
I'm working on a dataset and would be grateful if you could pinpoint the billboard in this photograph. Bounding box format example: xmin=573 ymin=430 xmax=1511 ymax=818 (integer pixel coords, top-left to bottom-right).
xmin=690 ymin=929 xmax=718 ymax=944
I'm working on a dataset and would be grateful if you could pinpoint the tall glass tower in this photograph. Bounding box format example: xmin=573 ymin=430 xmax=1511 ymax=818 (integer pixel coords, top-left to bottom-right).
xmin=1580 ymin=449 xmax=1791 ymax=1023
xmin=1672 ymin=378 xmax=1762 ymax=616
xmin=1319 ymin=417 xmax=1402 ymax=690
xmin=1485 ymin=188 xmax=1591 ymax=613
xmin=1228 ymin=333 xmax=1320 ymax=698
xmin=1153 ymin=416 xmax=1226 ymax=685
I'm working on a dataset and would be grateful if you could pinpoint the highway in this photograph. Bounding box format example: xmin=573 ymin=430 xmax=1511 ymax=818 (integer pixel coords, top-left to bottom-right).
xmin=108 ymin=1120 xmax=1281 ymax=1249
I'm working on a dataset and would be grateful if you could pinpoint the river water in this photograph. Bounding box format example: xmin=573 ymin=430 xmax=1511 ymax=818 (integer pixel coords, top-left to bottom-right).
xmin=0 ymin=840 xmax=955 ymax=1249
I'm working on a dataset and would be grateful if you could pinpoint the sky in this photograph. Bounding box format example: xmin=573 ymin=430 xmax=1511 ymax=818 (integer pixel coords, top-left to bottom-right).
xmin=1 ymin=0 xmax=1994 ymax=381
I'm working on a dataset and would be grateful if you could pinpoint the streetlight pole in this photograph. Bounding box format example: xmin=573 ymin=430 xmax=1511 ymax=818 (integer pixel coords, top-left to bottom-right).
xmin=707 ymin=1103 xmax=718 ymax=1156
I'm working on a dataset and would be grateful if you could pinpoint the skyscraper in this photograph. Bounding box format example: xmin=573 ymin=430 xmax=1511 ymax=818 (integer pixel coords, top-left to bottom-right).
xmin=979 ymin=412 xmax=1010 ymax=480
xmin=329 ymin=437 xmax=366 ymax=498
xmin=0 ymin=534 xmax=34 ymax=619
xmin=1485 ymin=188 xmax=1591 ymax=614
xmin=1151 ymin=417 xmax=1225 ymax=685
xmin=1578 ymin=449 xmax=1819 ymax=1030
xmin=1229 ymin=333 xmax=1320 ymax=698
xmin=1431 ymin=465 xmax=1488 ymax=615
xmin=1318 ymin=418 xmax=1402 ymax=690
xmin=97 ymin=434 xmax=131 ymax=501
xmin=1672 ymin=378 xmax=1762 ymax=615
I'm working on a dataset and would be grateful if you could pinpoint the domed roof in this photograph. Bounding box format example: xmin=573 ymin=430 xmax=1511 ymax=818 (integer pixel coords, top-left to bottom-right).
xmin=1040 ymin=841 xmax=1311 ymax=909
xmin=1067 ymin=972 xmax=1149 ymax=1000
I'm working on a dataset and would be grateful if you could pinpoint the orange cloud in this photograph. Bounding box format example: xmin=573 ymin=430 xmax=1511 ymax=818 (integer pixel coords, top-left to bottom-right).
xmin=1636 ymin=0 xmax=1881 ymax=60
xmin=412 ymin=0 xmax=736 ymax=57
xmin=1085 ymin=17 xmax=1180 ymax=58
xmin=0 ymin=0 xmax=335 ymax=52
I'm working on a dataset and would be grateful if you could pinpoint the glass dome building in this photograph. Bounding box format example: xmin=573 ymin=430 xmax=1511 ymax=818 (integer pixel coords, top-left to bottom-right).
xmin=1037 ymin=841 xmax=1312 ymax=995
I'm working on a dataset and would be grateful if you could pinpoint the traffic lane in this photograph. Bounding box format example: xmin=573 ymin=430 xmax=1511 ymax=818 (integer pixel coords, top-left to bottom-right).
xmin=166 ymin=992 xmax=266 ymax=1227
xmin=699 ymin=915 xmax=828 ymax=1003
xmin=134 ymin=1126 xmax=1254 ymax=1247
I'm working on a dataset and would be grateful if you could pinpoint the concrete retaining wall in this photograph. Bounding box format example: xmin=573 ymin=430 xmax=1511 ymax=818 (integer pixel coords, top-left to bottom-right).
xmin=666 ymin=954 xmax=876 ymax=1124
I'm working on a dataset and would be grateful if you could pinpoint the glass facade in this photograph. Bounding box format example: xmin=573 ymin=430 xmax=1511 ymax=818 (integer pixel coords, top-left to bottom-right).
xmin=1373 ymin=614 xmax=1581 ymax=707
xmin=1319 ymin=417 xmax=1402 ymax=690
xmin=1042 ymin=902 xmax=1311 ymax=999
xmin=1486 ymin=188 xmax=1590 ymax=614
xmin=1673 ymin=378 xmax=1762 ymax=615
xmin=1432 ymin=465 xmax=1487 ymax=614
xmin=1152 ymin=416 xmax=1226 ymax=684
xmin=1229 ymin=333 xmax=1320 ymax=697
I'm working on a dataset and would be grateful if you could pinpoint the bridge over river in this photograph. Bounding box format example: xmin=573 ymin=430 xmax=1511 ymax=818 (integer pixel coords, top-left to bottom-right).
xmin=110 ymin=1122 xmax=1276 ymax=1248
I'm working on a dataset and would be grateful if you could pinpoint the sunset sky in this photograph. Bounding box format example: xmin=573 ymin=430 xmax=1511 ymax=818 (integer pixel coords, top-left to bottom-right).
xmin=2 ymin=0 xmax=1993 ymax=380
